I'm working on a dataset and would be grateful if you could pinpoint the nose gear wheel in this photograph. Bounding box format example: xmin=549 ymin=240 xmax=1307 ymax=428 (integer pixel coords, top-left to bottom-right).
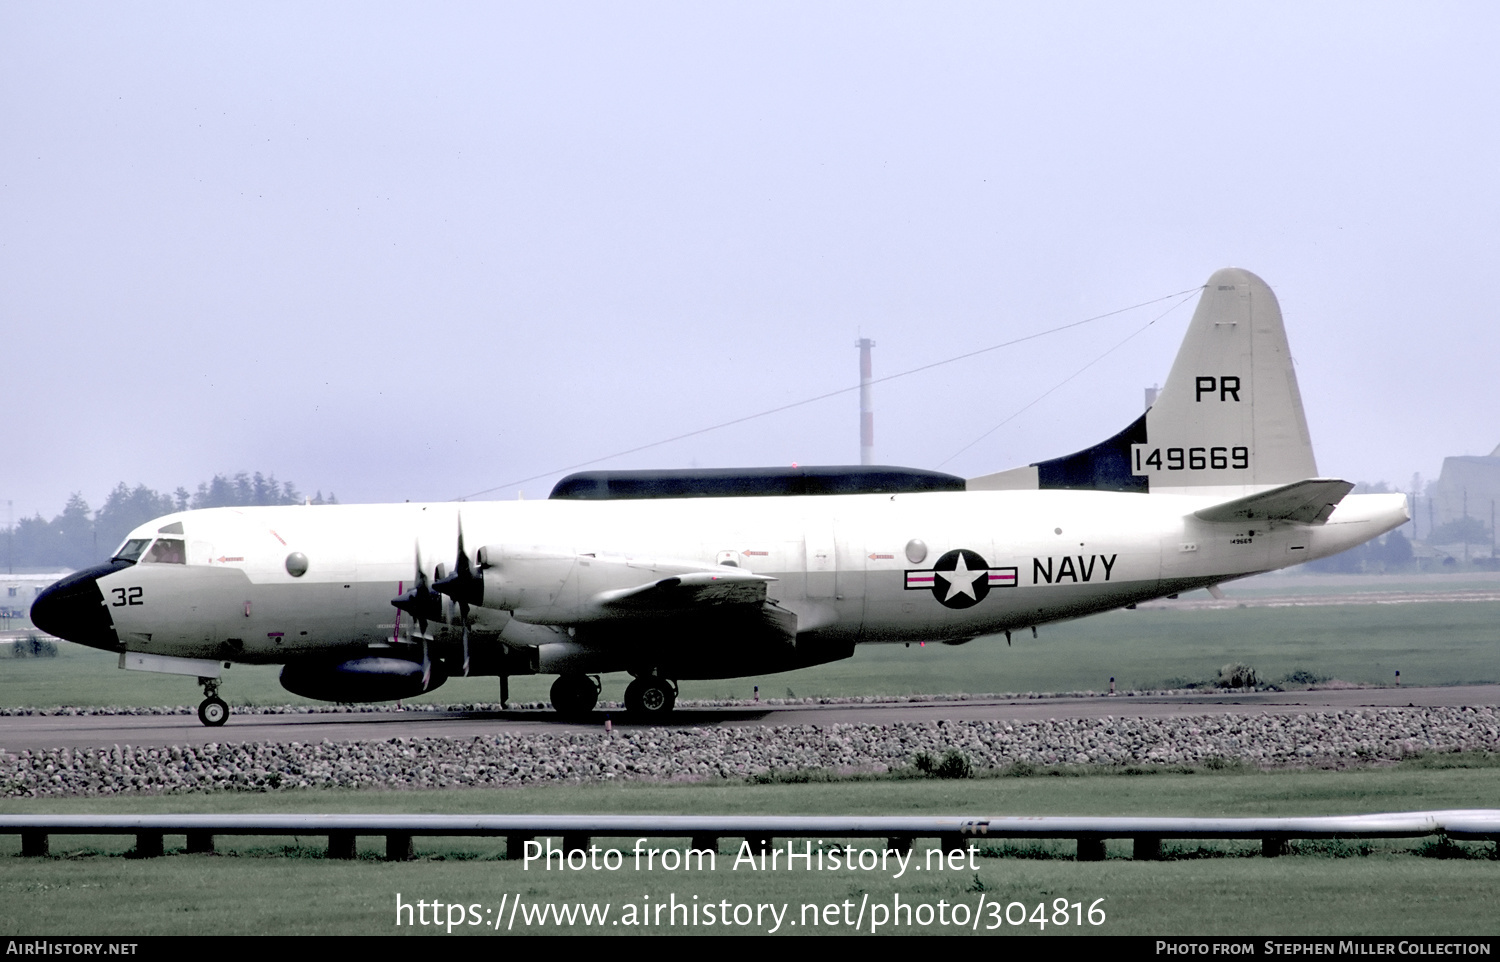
xmin=198 ymin=697 xmax=229 ymax=727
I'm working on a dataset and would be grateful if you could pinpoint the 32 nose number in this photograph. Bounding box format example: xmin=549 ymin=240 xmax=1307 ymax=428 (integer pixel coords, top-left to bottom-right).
xmin=110 ymin=587 xmax=144 ymax=606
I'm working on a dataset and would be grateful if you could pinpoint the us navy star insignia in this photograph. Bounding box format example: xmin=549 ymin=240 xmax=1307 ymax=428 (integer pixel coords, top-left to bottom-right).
xmin=938 ymin=553 xmax=984 ymax=602
xmin=904 ymin=549 xmax=1018 ymax=609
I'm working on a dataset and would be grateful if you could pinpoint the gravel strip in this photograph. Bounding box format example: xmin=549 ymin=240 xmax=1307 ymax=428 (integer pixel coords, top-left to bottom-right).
xmin=2 ymin=707 xmax=1497 ymax=797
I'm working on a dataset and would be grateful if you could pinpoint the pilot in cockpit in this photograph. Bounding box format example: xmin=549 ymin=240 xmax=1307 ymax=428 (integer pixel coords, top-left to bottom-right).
xmin=141 ymin=538 xmax=186 ymax=564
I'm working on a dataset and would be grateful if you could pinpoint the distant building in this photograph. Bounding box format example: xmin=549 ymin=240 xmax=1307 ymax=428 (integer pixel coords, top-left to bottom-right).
xmin=1 ymin=572 xmax=69 ymax=630
xmin=1426 ymin=442 xmax=1500 ymax=536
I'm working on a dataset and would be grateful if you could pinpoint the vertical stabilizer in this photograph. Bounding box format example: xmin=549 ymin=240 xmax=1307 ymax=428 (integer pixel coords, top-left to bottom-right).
xmin=969 ymin=267 xmax=1318 ymax=495
xmin=1140 ymin=267 xmax=1316 ymax=492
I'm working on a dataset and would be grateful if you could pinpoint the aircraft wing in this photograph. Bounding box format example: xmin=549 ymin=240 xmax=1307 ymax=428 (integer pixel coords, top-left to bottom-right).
xmin=580 ymin=568 xmax=797 ymax=648
xmin=594 ymin=569 xmax=775 ymax=613
xmin=1193 ymin=478 xmax=1355 ymax=525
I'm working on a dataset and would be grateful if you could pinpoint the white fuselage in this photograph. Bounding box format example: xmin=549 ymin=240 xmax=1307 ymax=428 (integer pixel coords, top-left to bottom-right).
xmin=95 ymin=488 xmax=1408 ymax=670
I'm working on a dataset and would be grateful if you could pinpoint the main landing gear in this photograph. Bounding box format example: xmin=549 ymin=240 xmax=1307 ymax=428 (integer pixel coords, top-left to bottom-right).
xmin=197 ymin=677 xmax=229 ymax=727
xmin=550 ymin=673 xmax=601 ymax=717
xmin=624 ymin=675 xmax=677 ymax=718
xmin=547 ymin=672 xmax=679 ymax=720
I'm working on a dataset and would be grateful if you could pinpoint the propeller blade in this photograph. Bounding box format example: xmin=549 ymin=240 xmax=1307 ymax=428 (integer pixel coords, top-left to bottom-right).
xmin=434 ymin=519 xmax=481 ymax=606
xmin=434 ymin=517 xmax=479 ymax=675
xmin=391 ymin=542 xmax=440 ymax=637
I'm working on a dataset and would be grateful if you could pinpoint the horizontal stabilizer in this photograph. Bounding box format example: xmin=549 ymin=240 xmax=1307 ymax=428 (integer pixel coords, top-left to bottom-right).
xmin=595 ymin=569 xmax=775 ymax=612
xmin=1193 ymin=478 xmax=1354 ymax=525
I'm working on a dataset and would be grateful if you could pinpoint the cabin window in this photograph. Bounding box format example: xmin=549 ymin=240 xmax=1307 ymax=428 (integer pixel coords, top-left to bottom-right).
xmin=113 ymin=539 xmax=152 ymax=563
xmin=141 ymin=538 xmax=187 ymax=564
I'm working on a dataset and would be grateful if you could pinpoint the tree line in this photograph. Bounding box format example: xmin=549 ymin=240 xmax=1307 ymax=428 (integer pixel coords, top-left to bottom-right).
xmin=6 ymin=473 xmax=336 ymax=570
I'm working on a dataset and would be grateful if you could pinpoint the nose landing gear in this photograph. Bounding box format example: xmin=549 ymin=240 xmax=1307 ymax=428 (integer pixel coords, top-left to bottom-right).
xmin=197 ymin=677 xmax=229 ymax=727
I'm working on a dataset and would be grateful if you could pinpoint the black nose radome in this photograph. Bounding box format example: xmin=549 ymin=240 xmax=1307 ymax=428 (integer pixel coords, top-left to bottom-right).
xmin=29 ymin=561 xmax=130 ymax=651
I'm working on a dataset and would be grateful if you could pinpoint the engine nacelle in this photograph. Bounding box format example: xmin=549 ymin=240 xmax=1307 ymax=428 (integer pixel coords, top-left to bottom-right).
xmin=475 ymin=545 xmax=577 ymax=613
xmin=280 ymin=656 xmax=446 ymax=702
xmin=473 ymin=543 xmax=763 ymax=624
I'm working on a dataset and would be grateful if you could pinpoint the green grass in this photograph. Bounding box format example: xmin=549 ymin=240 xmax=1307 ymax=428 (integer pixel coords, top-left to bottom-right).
xmin=3 ymin=853 xmax=1496 ymax=936
xmin=7 ymin=754 xmax=1499 ymax=819
xmin=2 ymin=761 xmax=1497 ymax=935
xmin=4 ymin=598 xmax=1498 ymax=709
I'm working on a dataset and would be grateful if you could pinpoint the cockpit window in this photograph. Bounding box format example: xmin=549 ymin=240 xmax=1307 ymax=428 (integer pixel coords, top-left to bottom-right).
xmin=113 ymin=539 xmax=152 ymax=563
xmin=141 ymin=538 xmax=187 ymax=564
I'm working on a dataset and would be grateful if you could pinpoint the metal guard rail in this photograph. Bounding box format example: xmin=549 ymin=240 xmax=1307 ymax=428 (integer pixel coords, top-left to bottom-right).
xmin=2 ymin=810 xmax=1497 ymax=861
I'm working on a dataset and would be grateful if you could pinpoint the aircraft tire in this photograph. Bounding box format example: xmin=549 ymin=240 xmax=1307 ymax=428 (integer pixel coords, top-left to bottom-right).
xmin=198 ymin=697 xmax=229 ymax=727
xmin=624 ymin=676 xmax=676 ymax=718
xmin=550 ymin=674 xmax=599 ymax=717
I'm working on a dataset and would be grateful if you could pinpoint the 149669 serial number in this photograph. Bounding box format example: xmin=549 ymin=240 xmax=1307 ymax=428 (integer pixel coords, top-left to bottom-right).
xmin=1131 ymin=445 xmax=1249 ymax=473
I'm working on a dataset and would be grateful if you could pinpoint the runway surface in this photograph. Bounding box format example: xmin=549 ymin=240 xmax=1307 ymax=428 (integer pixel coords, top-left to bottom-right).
xmin=2 ymin=684 xmax=1496 ymax=752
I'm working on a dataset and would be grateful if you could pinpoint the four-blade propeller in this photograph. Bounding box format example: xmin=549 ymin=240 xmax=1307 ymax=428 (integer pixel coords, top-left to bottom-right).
xmin=390 ymin=543 xmax=443 ymax=637
xmin=390 ymin=518 xmax=481 ymax=676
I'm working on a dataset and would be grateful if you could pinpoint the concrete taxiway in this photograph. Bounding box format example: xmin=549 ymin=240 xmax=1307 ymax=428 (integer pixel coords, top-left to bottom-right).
xmin=1 ymin=684 xmax=1495 ymax=752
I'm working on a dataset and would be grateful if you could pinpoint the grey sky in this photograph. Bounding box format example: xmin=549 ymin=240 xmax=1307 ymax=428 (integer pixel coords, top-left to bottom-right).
xmin=4 ymin=2 xmax=1496 ymax=522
